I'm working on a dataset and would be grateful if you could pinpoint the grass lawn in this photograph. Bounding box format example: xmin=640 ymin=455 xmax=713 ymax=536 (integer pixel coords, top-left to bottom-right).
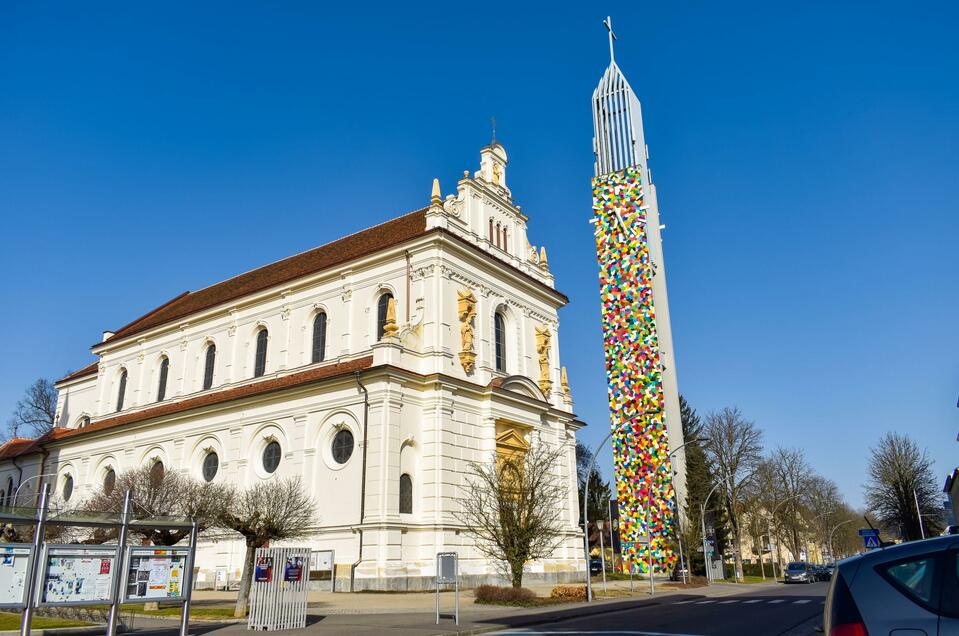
xmin=0 ymin=612 xmax=93 ymax=629
xmin=136 ymin=606 xmax=238 ymax=619
xmin=715 ymin=575 xmax=772 ymax=584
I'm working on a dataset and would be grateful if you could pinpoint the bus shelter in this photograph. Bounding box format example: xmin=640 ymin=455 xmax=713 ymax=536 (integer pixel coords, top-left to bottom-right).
xmin=0 ymin=483 xmax=198 ymax=636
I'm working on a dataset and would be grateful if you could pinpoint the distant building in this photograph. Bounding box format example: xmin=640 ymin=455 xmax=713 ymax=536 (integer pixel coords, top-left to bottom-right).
xmin=0 ymin=144 xmax=585 ymax=590
xmin=944 ymin=468 xmax=959 ymax=527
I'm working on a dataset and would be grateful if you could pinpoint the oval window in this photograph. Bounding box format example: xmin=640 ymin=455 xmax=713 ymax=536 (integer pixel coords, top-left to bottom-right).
xmin=62 ymin=475 xmax=74 ymax=502
xmin=202 ymin=451 xmax=219 ymax=482
xmin=331 ymin=429 xmax=354 ymax=464
xmin=262 ymin=441 xmax=281 ymax=474
xmin=103 ymin=469 xmax=116 ymax=496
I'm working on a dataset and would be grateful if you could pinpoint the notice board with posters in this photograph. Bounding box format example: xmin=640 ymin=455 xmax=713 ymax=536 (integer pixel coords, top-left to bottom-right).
xmin=122 ymin=547 xmax=191 ymax=602
xmin=0 ymin=544 xmax=33 ymax=609
xmin=248 ymin=547 xmax=310 ymax=631
xmin=39 ymin=545 xmax=120 ymax=606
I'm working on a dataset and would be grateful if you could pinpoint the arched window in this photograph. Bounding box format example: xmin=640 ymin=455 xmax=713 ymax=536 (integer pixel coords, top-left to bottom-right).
xmin=495 ymin=223 xmax=501 ymax=248
xmin=202 ymin=451 xmax=219 ymax=482
xmin=116 ymin=369 xmax=128 ymax=412
xmin=488 ymin=218 xmax=494 ymax=241
xmin=312 ymin=312 xmax=327 ymax=363
xmin=502 ymin=227 xmax=508 ymax=251
xmin=203 ymin=344 xmax=216 ymax=390
xmin=5 ymin=477 xmax=13 ymax=507
xmin=157 ymin=357 xmax=169 ymax=401
xmin=77 ymin=416 xmax=90 ymax=429
xmin=399 ymin=473 xmax=412 ymax=514
xmin=150 ymin=461 xmax=165 ymax=487
xmin=254 ymin=329 xmax=268 ymax=377
xmin=494 ymin=313 xmax=507 ymax=373
xmin=62 ymin=475 xmax=74 ymax=502
xmin=103 ymin=469 xmax=116 ymax=496
xmin=376 ymin=293 xmax=394 ymax=341
xmin=262 ymin=441 xmax=281 ymax=474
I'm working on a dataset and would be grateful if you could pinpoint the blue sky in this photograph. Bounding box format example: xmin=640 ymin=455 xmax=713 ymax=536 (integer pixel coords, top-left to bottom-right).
xmin=1 ymin=2 xmax=956 ymax=508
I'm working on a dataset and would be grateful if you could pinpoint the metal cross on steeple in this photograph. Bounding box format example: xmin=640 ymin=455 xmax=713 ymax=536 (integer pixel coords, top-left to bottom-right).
xmin=490 ymin=116 xmax=497 ymax=145
xmin=603 ymin=16 xmax=617 ymax=64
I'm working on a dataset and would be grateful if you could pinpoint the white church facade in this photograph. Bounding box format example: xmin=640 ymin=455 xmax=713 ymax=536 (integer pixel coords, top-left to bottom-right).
xmin=0 ymin=144 xmax=586 ymax=590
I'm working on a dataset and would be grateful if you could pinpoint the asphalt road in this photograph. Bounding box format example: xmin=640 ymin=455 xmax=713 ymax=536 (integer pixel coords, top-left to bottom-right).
xmin=490 ymin=581 xmax=829 ymax=636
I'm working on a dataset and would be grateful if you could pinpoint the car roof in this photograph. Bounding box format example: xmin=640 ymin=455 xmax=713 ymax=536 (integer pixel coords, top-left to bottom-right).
xmin=842 ymin=534 xmax=959 ymax=568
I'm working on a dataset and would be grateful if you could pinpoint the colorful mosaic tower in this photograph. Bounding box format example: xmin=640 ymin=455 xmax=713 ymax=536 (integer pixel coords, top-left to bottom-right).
xmin=591 ymin=17 xmax=685 ymax=574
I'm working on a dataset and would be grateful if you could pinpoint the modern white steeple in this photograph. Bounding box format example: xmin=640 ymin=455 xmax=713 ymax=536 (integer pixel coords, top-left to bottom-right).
xmin=592 ymin=16 xmax=650 ymax=184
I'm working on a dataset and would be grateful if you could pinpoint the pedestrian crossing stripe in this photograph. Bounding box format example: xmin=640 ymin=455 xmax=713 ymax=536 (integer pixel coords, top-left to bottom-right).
xmin=743 ymin=600 xmax=762 ymax=603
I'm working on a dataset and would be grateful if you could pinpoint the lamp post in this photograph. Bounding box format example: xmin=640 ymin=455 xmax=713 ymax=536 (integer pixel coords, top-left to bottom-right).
xmin=700 ymin=480 xmax=723 ymax=584
xmin=828 ymin=519 xmax=855 ymax=562
xmin=768 ymin=493 xmax=803 ymax=580
xmin=595 ymin=519 xmax=607 ymax=594
xmin=913 ymin=489 xmax=925 ymax=539
xmin=805 ymin=510 xmax=835 ymax=564
xmin=13 ymin=473 xmax=57 ymax=507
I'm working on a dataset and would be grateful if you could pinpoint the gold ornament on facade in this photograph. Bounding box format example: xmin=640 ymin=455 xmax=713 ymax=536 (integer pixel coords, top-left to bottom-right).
xmin=383 ymin=297 xmax=400 ymax=338
xmin=561 ymin=366 xmax=571 ymax=398
xmin=535 ymin=325 xmax=552 ymax=395
xmin=457 ymin=289 xmax=477 ymax=374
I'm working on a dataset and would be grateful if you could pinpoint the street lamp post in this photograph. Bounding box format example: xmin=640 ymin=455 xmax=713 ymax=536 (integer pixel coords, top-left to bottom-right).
xmin=828 ymin=519 xmax=855 ymax=562
xmin=13 ymin=473 xmax=57 ymax=507
xmin=805 ymin=510 xmax=835 ymax=564
xmin=596 ymin=519 xmax=608 ymax=594
xmin=700 ymin=481 xmax=723 ymax=585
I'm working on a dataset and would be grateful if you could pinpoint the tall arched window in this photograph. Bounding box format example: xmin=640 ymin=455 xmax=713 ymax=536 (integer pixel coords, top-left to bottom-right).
xmin=502 ymin=227 xmax=508 ymax=251
xmin=5 ymin=477 xmax=12 ymax=507
xmin=488 ymin=218 xmax=494 ymax=241
xmin=495 ymin=223 xmax=501 ymax=248
xmin=150 ymin=461 xmax=165 ymax=487
xmin=116 ymin=369 xmax=128 ymax=412
xmin=376 ymin=293 xmax=393 ymax=341
xmin=156 ymin=357 xmax=169 ymax=401
xmin=399 ymin=473 xmax=413 ymax=514
xmin=312 ymin=312 xmax=327 ymax=363
xmin=494 ymin=313 xmax=506 ymax=373
xmin=254 ymin=329 xmax=268 ymax=377
xmin=203 ymin=344 xmax=216 ymax=390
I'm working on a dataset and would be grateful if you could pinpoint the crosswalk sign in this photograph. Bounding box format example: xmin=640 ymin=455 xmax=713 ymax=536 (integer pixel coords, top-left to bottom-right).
xmin=864 ymin=535 xmax=880 ymax=549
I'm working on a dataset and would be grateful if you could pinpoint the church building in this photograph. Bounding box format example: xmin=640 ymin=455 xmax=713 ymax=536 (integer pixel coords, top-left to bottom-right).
xmin=0 ymin=144 xmax=586 ymax=590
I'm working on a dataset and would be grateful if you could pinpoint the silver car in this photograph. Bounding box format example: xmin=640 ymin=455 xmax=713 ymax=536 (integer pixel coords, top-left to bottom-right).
xmin=824 ymin=534 xmax=959 ymax=635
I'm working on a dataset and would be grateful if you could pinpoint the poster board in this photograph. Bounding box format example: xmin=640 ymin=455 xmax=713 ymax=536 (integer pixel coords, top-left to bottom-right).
xmin=309 ymin=550 xmax=335 ymax=591
xmin=248 ymin=547 xmax=310 ymax=631
xmin=39 ymin=545 xmax=120 ymax=606
xmin=0 ymin=544 xmax=33 ymax=609
xmin=122 ymin=547 xmax=191 ymax=603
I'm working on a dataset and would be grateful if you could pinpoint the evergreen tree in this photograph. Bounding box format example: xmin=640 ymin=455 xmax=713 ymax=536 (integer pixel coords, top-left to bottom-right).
xmin=679 ymin=395 xmax=728 ymax=575
xmin=576 ymin=441 xmax=612 ymax=525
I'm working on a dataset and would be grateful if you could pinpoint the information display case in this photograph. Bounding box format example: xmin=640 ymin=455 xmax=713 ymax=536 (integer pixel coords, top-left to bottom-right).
xmin=0 ymin=544 xmax=34 ymax=609
xmin=122 ymin=547 xmax=191 ymax=603
xmin=38 ymin=545 xmax=121 ymax=606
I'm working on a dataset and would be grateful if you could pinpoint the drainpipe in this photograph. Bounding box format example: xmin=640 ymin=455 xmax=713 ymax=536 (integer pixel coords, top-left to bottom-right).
xmin=350 ymin=371 xmax=370 ymax=591
xmin=405 ymin=250 xmax=412 ymax=321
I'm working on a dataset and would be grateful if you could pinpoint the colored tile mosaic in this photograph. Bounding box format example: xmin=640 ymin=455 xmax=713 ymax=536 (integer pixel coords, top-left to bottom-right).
xmin=592 ymin=167 xmax=676 ymax=574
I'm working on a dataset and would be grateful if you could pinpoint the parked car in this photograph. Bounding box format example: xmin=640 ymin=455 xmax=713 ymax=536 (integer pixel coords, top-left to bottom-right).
xmin=589 ymin=557 xmax=603 ymax=576
xmin=784 ymin=561 xmax=815 ymax=584
xmin=669 ymin=562 xmax=690 ymax=582
xmin=818 ymin=564 xmax=833 ymax=581
xmin=824 ymin=534 xmax=959 ymax=635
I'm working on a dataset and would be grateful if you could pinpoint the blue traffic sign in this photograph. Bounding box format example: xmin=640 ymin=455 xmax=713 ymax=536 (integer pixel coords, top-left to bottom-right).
xmin=858 ymin=528 xmax=880 ymax=537
xmin=863 ymin=535 xmax=881 ymax=549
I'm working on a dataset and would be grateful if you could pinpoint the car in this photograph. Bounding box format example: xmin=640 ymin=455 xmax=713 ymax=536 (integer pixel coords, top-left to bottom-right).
xmin=823 ymin=563 xmax=836 ymax=580
xmin=669 ymin=562 xmax=690 ymax=582
xmin=824 ymin=533 xmax=959 ymax=635
xmin=784 ymin=561 xmax=815 ymax=584
xmin=942 ymin=524 xmax=959 ymax=536
xmin=589 ymin=557 xmax=603 ymax=576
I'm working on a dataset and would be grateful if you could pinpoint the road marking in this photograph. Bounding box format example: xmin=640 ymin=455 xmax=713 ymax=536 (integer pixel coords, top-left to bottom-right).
xmin=768 ymin=599 xmax=786 ymax=604
xmin=718 ymin=600 xmax=738 ymax=604
xmin=793 ymin=599 xmax=811 ymax=604
xmin=672 ymin=599 xmax=698 ymax=604
xmin=694 ymin=600 xmax=715 ymax=604
xmin=743 ymin=599 xmax=762 ymax=604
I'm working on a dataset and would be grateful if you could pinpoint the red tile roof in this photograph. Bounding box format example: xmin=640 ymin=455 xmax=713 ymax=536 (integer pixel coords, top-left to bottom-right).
xmin=57 ymin=361 xmax=99 ymax=385
xmin=100 ymin=210 xmax=430 ymax=346
xmin=0 ymin=437 xmax=41 ymax=460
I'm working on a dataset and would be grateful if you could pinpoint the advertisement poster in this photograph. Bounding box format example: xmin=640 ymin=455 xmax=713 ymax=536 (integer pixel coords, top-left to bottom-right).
xmin=0 ymin=545 xmax=31 ymax=607
xmin=41 ymin=547 xmax=117 ymax=604
xmin=124 ymin=548 xmax=188 ymax=601
xmin=283 ymin=556 xmax=304 ymax=583
xmin=254 ymin=556 xmax=273 ymax=583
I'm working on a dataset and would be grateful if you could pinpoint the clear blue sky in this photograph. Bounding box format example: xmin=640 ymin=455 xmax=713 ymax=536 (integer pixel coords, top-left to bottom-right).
xmin=2 ymin=2 xmax=956 ymax=508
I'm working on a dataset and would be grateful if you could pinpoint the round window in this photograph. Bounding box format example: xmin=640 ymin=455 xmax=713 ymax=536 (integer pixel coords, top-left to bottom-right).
xmin=103 ymin=469 xmax=116 ymax=496
xmin=202 ymin=451 xmax=219 ymax=482
xmin=150 ymin=461 xmax=165 ymax=487
xmin=62 ymin=475 xmax=74 ymax=502
xmin=331 ymin=429 xmax=354 ymax=464
xmin=262 ymin=441 xmax=281 ymax=474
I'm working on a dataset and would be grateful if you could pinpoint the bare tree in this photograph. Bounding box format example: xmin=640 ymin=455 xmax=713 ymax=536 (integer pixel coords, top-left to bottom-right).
xmin=83 ymin=465 xmax=230 ymax=545
xmin=217 ymin=478 xmax=317 ymax=617
xmin=865 ymin=432 xmax=943 ymax=541
xmin=766 ymin=447 xmax=813 ymax=561
xmin=803 ymin=475 xmax=842 ymax=560
xmin=456 ymin=443 xmax=568 ymax=588
xmin=8 ymin=379 xmax=58 ymax=438
xmin=703 ymin=407 xmax=763 ymax=581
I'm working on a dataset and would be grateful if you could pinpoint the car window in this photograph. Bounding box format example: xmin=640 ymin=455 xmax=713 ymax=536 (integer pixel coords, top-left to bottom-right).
xmin=879 ymin=555 xmax=937 ymax=606
xmin=939 ymin=551 xmax=959 ymax=617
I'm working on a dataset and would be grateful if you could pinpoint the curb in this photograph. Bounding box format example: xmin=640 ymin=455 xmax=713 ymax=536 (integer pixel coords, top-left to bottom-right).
xmin=0 ymin=628 xmax=104 ymax=636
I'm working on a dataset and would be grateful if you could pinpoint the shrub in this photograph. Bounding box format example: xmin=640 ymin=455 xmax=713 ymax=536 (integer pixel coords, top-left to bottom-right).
xmin=474 ymin=585 xmax=537 ymax=605
xmin=549 ymin=585 xmax=587 ymax=601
